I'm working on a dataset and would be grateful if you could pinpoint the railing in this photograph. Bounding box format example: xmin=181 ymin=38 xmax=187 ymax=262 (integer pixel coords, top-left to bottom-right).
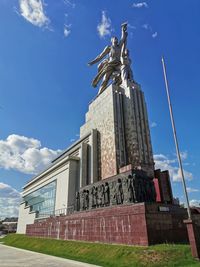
xmin=35 ymin=205 xmax=75 ymax=219
xmin=54 ymin=206 xmax=74 ymax=216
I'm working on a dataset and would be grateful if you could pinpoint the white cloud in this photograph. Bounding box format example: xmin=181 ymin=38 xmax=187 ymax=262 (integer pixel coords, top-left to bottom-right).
xmin=133 ymin=2 xmax=148 ymax=8
xmin=19 ymin=0 xmax=50 ymax=27
xmin=0 ymin=183 xmax=21 ymax=219
xmin=63 ymin=0 xmax=75 ymax=8
xmin=97 ymin=11 xmax=112 ymax=38
xmin=180 ymin=151 xmax=188 ymax=160
xmin=142 ymin=24 xmax=158 ymax=39
xmin=154 ymin=153 xmax=193 ymax=182
xmin=64 ymin=24 xmax=71 ymax=37
xmin=128 ymin=24 xmax=136 ymax=30
xmin=152 ymin=31 xmax=158 ymax=38
xmin=142 ymin=23 xmax=151 ymax=30
xmin=173 ymin=168 xmax=193 ymax=182
xmin=187 ymin=187 xmax=200 ymax=193
xmin=0 ymin=134 xmax=61 ymax=175
xmin=150 ymin=122 xmax=157 ymax=128
xmin=189 ymin=199 xmax=200 ymax=207
xmin=128 ymin=24 xmax=136 ymax=39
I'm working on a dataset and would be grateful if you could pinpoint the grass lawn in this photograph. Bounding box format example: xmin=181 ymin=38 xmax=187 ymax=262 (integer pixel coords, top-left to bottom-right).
xmin=2 ymin=234 xmax=200 ymax=267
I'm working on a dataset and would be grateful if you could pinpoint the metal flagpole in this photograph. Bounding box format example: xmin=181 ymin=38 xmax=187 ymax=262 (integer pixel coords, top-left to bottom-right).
xmin=161 ymin=56 xmax=191 ymax=220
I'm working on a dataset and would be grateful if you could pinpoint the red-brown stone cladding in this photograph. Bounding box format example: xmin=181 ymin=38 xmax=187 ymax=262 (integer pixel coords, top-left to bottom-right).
xmin=184 ymin=219 xmax=200 ymax=259
xmin=26 ymin=203 xmax=192 ymax=246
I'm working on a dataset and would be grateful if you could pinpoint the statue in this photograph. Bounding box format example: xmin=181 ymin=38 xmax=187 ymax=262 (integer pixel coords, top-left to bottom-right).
xmin=127 ymin=175 xmax=136 ymax=203
xmin=75 ymin=191 xmax=80 ymax=211
xmin=82 ymin=190 xmax=86 ymax=210
xmin=132 ymin=173 xmax=138 ymax=202
xmin=104 ymin=182 xmax=110 ymax=206
xmin=91 ymin=186 xmax=97 ymax=208
xmin=82 ymin=189 xmax=89 ymax=210
xmin=114 ymin=178 xmax=124 ymax=204
xmin=97 ymin=185 xmax=105 ymax=207
xmin=85 ymin=190 xmax=89 ymax=209
xmin=100 ymin=184 xmax=105 ymax=206
xmin=88 ymin=22 xmax=128 ymax=95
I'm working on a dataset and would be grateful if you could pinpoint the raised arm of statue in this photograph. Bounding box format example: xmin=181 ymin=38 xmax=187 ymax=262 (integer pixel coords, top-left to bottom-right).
xmin=88 ymin=46 xmax=110 ymax=66
xmin=119 ymin=22 xmax=128 ymax=47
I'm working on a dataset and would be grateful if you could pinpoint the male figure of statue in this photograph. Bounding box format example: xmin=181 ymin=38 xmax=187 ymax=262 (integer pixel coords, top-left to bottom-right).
xmin=88 ymin=23 xmax=128 ymax=95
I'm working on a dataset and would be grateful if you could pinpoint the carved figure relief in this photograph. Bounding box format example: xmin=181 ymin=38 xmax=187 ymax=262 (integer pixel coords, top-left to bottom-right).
xmin=127 ymin=175 xmax=136 ymax=202
xmin=82 ymin=189 xmax=89 ymax=210
xmin=78 ymin=172 xmax=157 ymax=211
xmin=104 ymin=182 xmax=110 ymax=206
xmin=114 ymin=178 xmax=124 ymax=204
xmin=75 ymin=191 xmax=80 ymax=211
xmin=91 ymin=186 xmax=97 ymax=208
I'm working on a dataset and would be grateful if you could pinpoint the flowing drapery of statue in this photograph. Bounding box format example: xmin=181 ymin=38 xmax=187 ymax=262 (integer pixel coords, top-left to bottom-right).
xmin=88 ymin=22 xmax=135 ymax=95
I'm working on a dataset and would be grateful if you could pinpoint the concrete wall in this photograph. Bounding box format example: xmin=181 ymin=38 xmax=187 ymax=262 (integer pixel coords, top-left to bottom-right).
xmin=68 ymin=159 xmax=80 ymax=207
xmin=54 ymin=165 xmax=69 ymax=211
xmin=17 ymin=157 xmax=79 ymax=234
xmin=18 ymin=127 xmax=99 ymax=233
xmin=17 ymin=203 xmax=37 ymax=234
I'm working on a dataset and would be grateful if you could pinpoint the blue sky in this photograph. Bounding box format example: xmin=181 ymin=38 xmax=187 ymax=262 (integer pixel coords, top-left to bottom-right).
xmin=0 ymin=0 xmax=199 ymax=218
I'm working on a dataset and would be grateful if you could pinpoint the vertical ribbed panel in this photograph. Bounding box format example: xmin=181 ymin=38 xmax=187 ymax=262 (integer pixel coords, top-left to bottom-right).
xmin=113 ymin=90 xmax=127 ymax=168
xmin=80 ymin=142 xmax=88 ymax=187
xmin=120 ymin=84 xmax=154 ymax=177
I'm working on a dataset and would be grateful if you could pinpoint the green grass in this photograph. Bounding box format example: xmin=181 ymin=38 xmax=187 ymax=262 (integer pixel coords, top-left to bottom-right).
xmin=2 ymin=234 xmax=200 ymax=267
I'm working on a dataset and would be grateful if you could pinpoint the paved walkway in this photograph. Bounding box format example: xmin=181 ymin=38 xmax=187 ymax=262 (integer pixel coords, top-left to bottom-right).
xmin=0 ymin=244 xmax=101 ymax=267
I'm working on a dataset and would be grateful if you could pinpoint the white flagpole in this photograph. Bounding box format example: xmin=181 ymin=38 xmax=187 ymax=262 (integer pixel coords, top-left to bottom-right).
xmin=161 ymin=56 xmax=191 ymax=219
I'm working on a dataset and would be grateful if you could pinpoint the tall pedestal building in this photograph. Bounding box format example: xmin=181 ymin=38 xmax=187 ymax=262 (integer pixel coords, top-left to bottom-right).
xmin=80 ymin=83 xmax=154 ymax=180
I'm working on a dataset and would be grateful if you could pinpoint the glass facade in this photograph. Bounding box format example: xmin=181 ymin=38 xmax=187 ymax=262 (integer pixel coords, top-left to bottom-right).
xmin=24 ymin=181 xmax=56 ymax=217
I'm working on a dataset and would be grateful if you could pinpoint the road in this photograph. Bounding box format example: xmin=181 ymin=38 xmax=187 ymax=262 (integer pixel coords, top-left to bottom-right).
xmin=0 ymin=244 xmax=101 ymax=267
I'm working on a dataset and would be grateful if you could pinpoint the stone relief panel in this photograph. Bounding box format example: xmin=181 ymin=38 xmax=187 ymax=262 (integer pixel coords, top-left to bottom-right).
xmin=76 ymin=170 xmax=156 ymax=212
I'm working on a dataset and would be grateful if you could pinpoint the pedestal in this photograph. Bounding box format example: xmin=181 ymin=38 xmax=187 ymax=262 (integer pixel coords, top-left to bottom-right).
xmin=184 ymin=219 xmax=200 ymax=260
xmin=80 ymin=83 xmax=154 ymax=180
xmin=26 ymin=203 xmax=188 ymax=246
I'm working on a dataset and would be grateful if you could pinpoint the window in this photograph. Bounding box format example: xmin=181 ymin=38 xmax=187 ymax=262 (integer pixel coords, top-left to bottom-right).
xmin=24 ymin=181 xmax=56 ymax=217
